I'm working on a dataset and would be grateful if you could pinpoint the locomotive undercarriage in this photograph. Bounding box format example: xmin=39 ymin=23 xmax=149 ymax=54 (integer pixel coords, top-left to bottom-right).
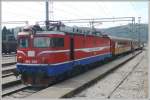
xmin=16 ymin=56 xmax=112 ymax=87
xmin=21 ymin=72 xmax=56 ymax=87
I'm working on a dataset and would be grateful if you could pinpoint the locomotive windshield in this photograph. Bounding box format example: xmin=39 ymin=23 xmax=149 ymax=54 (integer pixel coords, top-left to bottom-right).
xmin=33 ymin=37 xmax=50 ymax=48
xmin=33 ymin=37 xmax=64 ymax=48
xmin=19 ymin=38 xmax=29 ymax=48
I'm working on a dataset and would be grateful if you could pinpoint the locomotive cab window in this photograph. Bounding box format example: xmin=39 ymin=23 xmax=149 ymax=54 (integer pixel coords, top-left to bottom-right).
xmin=34 ymin=37 xmax=50 ymax=48
xmin=33 ymin=37 xmax=64 ymax=48
xmin=19 ymin=38 xmax=29 ymax=48
xmin=50 ymin=38 xmax=64 ymax=47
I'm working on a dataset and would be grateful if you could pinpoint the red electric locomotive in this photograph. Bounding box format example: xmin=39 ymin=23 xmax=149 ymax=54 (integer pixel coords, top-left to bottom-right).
xmin=16 ymin=22 xmax=140 ymax=86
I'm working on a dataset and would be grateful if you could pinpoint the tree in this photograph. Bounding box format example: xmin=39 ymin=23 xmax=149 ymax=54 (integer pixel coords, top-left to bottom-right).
xmin=2 ymin=26 xmax=7 ymax=40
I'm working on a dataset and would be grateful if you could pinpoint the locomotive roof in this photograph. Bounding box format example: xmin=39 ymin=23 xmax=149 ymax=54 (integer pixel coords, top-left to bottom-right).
xmin=18 ymin=31 xmax=66 ymax=36
xmin=36 ymin=31 xmax=65 ymax=35
xmin=37 ymin=31 xmax=103 ymax=37
xmin=18 ymin=30 xmax=104 ymax=37
xmin=18 ymin=31 xmax=31 ymax=35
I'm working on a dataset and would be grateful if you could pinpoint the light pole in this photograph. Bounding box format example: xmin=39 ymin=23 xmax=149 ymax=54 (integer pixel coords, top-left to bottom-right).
xmin=45 ymin=0 xmax=49 ymax=29
xmin=138 ymin=17 xmax=141 ymax=45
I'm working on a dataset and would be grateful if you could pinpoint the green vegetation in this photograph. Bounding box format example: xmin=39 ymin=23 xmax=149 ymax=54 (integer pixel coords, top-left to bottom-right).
xmin=2 ymin=26 xmax=16 ymax=41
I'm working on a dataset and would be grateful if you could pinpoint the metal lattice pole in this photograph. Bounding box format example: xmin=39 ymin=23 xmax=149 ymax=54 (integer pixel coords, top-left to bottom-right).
xmin=45 ymin=0 xmax=49 ymax=30
xmin=138 ymin=17 xmax=141 ymax=45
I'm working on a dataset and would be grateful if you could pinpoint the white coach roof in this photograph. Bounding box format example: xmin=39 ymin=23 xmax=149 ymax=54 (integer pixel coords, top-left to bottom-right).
xmin=108 ymin=35 xmax=135 ymax=41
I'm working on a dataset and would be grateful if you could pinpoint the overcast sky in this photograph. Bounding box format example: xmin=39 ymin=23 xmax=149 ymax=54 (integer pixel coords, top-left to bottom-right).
xmin=2 ymin=1 xmax=148 ymax=28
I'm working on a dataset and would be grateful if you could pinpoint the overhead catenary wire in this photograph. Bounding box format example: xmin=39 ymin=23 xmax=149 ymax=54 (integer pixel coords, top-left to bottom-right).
xmin=2 ymin=1 xmax=139 ymax=31
xmin=42 ymin=1 xmax=84 ymax=20
xmin=2 ymin=21 xmax=29 ymax=28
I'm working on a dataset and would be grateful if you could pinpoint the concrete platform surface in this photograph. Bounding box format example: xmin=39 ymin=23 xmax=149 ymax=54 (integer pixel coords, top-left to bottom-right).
xmin=28 ymin=51 xmax=142 ymax=98
xmin=74 ymin=50 xmax=148 ymax=99
xmin=111 ymin=50 xmax=148 ymax=98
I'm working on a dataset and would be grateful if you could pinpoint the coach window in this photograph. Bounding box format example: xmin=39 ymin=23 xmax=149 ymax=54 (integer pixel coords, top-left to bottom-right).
xmin=50 ymin=38 xmax=64 ymax=47
xmin=19 ymin=38 xmax=28 ymax=48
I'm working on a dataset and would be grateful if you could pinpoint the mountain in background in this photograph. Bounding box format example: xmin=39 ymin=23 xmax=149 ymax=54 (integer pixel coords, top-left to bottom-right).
xmin=101 ymin=23 xmax=148 ymax=43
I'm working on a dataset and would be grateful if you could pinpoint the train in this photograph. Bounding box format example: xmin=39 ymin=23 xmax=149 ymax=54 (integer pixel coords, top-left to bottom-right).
xmin=2 ymin=40 xmax=17 ymax=54
xmin=2 ymin=27 xmax=19 ymax=54
xmin=15 ymin=22 xmax=143 ymax=86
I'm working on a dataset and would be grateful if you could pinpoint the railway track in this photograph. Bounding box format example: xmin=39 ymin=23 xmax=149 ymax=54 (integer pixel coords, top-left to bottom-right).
xmin=3 ymin=86 xmax=44 ymax=98
xmin=2 ymin=75 xmax=45 ymax=98
xmin=2 ymin=83 xmax=27 ymax=97
xmin=2 ymin=56 xmax=17 ymax=78
xmin=2 ymin=73 xmax=14 ymax=78
xmin=2 ymin=54 xmax=16 ymax=57
xmin=2 ymin=73 xmax=47 ymax=98
xmin=2 ymin=63 xmax=22 ymax=97
xmin=2 ymin=65 xmax=16 ymax=77
xmin=2 ymin=64 xmax=45 ymax=98
xmin=2 ymin=56 xmax=16 ymax=67
xmin=2 ymin=62 xmax=16 ymax=67
xmin=2 ymin=75 xmax=21 ymax=88
xmin=2 ymin=50 xmax=142 ymax=98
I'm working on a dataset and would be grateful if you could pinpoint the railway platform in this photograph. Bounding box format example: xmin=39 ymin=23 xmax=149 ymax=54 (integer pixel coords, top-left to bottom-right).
xmin=74 ymin=50 xmax=148 ymax=98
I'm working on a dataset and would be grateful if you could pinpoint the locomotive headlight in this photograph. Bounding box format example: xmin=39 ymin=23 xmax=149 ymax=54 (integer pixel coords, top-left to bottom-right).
xmin=17 ymin=56 xmax=23 ymax=63
xmin=18 ymin=56 xmax=22 ymax=59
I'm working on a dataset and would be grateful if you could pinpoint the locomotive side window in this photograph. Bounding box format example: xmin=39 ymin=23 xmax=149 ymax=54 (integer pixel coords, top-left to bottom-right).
xmin=34 ymin=37 xmax=50 ymax=48
xmin=50 ymin=38 xmax=64 ymax=47
xmin=19 ymin=38 xmax=28 ymax=48
xmin=33 ymin=37 xmax=64 ymax=48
